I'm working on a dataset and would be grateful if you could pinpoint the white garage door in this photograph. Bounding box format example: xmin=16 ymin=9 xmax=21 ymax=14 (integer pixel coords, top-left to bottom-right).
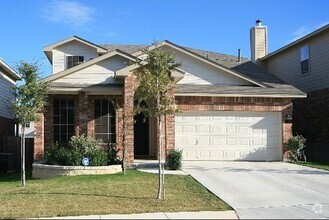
xmin=175 ymin=111 xmax=282 ymax=161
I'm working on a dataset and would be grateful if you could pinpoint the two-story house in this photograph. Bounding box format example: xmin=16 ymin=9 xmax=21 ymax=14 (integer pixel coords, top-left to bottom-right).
xmin=256 ymin=22 xmax=329 ymax=161
xmin=0 ymin=58 xmax=20 ymax=137
xmin=34 ymin=30 xmax=305 ymax=164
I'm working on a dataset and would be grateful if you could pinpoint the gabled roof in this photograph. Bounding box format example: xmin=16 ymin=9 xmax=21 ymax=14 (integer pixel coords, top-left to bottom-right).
xmin=43 ymin=36 xmax=108 ymax=63
xmin=44 ymin=36 xmax=305 ymax=98
xmin=0 ymin=58 xmax=20 ymax=81
xmin=42 ymin=49 xmax=136 ymax=82
xmin=101 ymin=44 xmax=249 ymax=68
xmin=115 ymin=62 xmax=186 ymax=83
xmin=261 ymin=23 xmax=329 ymax=60
xmin=129 ymin=40 xmax=268 ymax=88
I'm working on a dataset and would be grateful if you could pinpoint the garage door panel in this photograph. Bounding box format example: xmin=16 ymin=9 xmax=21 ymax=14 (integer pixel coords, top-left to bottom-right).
xmin=175 ymin=111 xmax=282 ymax=161
xmin=225 ymin=125 xmax=237 ymax=133
xmin=212 ymin=125 xmax=224 ymax=133
xmin=184 ymin=150 xmax=198 ymax=159
xmin=239 ymin=138 xmax=250 ymax=145
xmin=212 ymin=138 xmax=224 ymax=146
xmin=197 ymin=125 xmax=210 ymax=133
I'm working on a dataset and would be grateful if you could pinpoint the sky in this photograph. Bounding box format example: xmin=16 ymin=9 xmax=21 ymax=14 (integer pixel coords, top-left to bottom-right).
xmin=1 ymin=0 xmax=329 ymax=78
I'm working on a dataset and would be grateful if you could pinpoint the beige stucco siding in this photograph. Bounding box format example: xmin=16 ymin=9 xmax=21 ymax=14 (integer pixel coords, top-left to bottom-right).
xmin=266 ymin=30 xmax=329 ymax=93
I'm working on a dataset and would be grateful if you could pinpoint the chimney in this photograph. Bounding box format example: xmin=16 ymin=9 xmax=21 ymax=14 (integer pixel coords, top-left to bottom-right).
xmin=250 ymin=19 xmax=268 ymax=62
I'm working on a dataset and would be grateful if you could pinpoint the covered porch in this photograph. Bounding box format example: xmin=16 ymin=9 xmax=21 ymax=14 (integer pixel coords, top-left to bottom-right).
xmin=33 ymin=78 xmax=174 ymax=164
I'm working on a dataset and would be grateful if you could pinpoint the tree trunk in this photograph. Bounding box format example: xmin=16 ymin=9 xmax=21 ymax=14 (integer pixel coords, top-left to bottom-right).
xmin=162 ymin=161 xmax=165 ymax=199
xmin=21 ymin=125 xmax=26 ymax=187
xmin=157 ymin=115 xmax=163 ymax=199
xmin=122 ymin=108 xmax=126 ymax=175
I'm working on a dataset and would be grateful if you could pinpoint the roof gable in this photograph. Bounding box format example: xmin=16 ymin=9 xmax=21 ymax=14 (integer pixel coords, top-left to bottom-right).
xmin=261 ymin=23 xmax=329 ymax=60
xmin=44 ymin=36 xmax=108 ymax=63
xmin=131 ymin=40 xmax=268 ymax=88
xmin=42 ymin=49 xmax=136 ymax=83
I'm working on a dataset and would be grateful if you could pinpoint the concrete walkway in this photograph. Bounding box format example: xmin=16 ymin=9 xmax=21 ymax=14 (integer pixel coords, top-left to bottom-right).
xmin=42 ymin=211 xmax=238 ymax=219
xmin=183 ymin=161 xmax=329 ymax=219
xmin=133 ymin=159 xmax=188 ymax=175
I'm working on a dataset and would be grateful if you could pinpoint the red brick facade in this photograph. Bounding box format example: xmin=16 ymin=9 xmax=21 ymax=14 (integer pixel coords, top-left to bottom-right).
xmin=34 ymin=82 xmax=293 ymax=163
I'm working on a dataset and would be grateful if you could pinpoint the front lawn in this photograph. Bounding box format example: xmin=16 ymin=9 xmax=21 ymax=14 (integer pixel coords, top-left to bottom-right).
xmin=294 ymin=161 xmax=329 ymax=171
xmin=0 ymin=170 xmax=230 ymax=218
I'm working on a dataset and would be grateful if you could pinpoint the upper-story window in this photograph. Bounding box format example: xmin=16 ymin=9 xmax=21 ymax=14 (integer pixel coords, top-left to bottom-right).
xmin=300 ymin=44 xmax=309 ymax=74
xmin=66 ymin=56 xmax=84 ymax=69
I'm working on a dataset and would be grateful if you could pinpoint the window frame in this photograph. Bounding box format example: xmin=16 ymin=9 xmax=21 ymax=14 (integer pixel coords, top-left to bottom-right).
xmin=300 ymin=44 xmax=310 ymax=74
xmin=66 ymin=56 xmax=84 ymax=69
xmin=53 ymin=99 xmax=75 ymax=143
xmin=94 ymin=99 xmax=116 ymax=144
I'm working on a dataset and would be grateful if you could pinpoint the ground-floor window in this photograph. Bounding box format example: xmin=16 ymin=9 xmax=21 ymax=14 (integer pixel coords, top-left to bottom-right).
xmin=94 ymin=100 xmax=116 ymax=144
xmin=53 ymin=99 xmax=75 ymax=143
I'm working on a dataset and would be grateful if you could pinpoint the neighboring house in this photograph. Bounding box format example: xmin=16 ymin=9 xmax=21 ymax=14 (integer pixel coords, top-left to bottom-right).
xmin=0 ymin=58 xmax=20 ymax=137
xmin=259 ymin=22 xmax=329 ymax=161
xmin=34 ymin=28 xmax=305 ymax=163
xmin=17 ymin=122 xmax=35 ymax=138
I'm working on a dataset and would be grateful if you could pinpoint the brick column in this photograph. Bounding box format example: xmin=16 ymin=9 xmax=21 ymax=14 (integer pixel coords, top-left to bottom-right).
xmin=123 ymin=75 xmax=135 ymax=164
xmin=282 ymin=103 xmax=293 ymax=159
xmin=34 ymin=112 xmax=44 ymax=161
xmin=116 ymin=107 xmax=123 ymax=159
xmin=165 ymin=87 xmax=175 ymax=157
xmin=78 ymin=92 xmax=89 ymax=135
xmin=165 ymin=114 xmax=175 ymax=156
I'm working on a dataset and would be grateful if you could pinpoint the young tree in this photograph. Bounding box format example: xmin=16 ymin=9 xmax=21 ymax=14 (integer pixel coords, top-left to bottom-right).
xmin=134 ymin=47 xmax=181 ymax=199
xmin=11 ymin=61 xmax=49 ymax=186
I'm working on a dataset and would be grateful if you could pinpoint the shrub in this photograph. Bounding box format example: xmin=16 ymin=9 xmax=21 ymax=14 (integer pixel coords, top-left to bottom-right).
xmin=166 ymin=149 xmax=183 ymax=170
xmin=45 ymin=135 xmax=121 ymax=166
xmin=107 ymin=143 xmax=121 ymax=165
xmin=45 ymin=143 xmax=80 ymax=166
xmin=69 ymin=134 xmax=100 ymax=155
xmin=89 ymin=150 xmax=108 ymax=166
xmin=287 ymin=135 xmax=307 ymax=162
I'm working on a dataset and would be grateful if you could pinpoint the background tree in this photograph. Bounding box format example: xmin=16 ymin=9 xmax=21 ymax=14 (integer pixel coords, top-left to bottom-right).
xmin=134 ymin=46 xmax=181 ymax=199
xmin=11 ymin=61 xmax=49 ymax=186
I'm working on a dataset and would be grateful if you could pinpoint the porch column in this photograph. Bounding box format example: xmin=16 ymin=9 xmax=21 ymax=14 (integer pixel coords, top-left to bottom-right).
xmin=116 ymin=106 xmax=124 ymax=159
xmin=165 ymin=114 xmax=175 ymax=156
xmin=123 ymin=75 xmax=135 ymax=164
xmin=165 ymin=87 xmax=175 ymax=157
xmin=78 ymin=92 xmax=89 ymax=135
xmin=34 ymin=112 xmax=44 ymax=161
xmin=282 ymin=103 xmax=293 ymax=159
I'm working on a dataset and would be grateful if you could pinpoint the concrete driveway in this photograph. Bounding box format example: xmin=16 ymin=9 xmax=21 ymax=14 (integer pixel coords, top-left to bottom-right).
xmin=182 ymin=161 xmax=329 ymax=219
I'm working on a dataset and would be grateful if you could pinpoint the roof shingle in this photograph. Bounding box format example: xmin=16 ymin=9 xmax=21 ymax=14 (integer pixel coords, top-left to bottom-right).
xmin=98 ymin=42 xmax=305 ymax=97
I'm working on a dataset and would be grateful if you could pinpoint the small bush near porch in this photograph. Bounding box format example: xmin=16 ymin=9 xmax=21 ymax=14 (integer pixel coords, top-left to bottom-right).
xmin=45 ymin=135 xmax=121 ymax=166
xmin=0 ymin=170 xmax=231 ymax=218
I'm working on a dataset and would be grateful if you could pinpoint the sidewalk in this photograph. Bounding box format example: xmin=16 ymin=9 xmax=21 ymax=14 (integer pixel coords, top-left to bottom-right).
xmin=133 ymin=159 xmax=188 ymax=175
xmin=42 ymin=211 xmax=238 ymax=219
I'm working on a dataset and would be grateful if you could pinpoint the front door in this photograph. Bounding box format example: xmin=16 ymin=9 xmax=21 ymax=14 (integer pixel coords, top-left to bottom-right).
xmin=134 ymin=113 xmax=149 ymax=156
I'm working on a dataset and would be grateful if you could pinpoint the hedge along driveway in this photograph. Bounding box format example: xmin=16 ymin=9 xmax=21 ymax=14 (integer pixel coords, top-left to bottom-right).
xmin=0 ymin=170 xmax=231 ymax=218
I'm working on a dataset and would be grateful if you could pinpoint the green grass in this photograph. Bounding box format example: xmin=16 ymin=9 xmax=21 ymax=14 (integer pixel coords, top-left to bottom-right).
xmin=0 ymin=170 xmax=230 ymax=218
xmin=294 ymin=161 xmax=329 ymax=171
